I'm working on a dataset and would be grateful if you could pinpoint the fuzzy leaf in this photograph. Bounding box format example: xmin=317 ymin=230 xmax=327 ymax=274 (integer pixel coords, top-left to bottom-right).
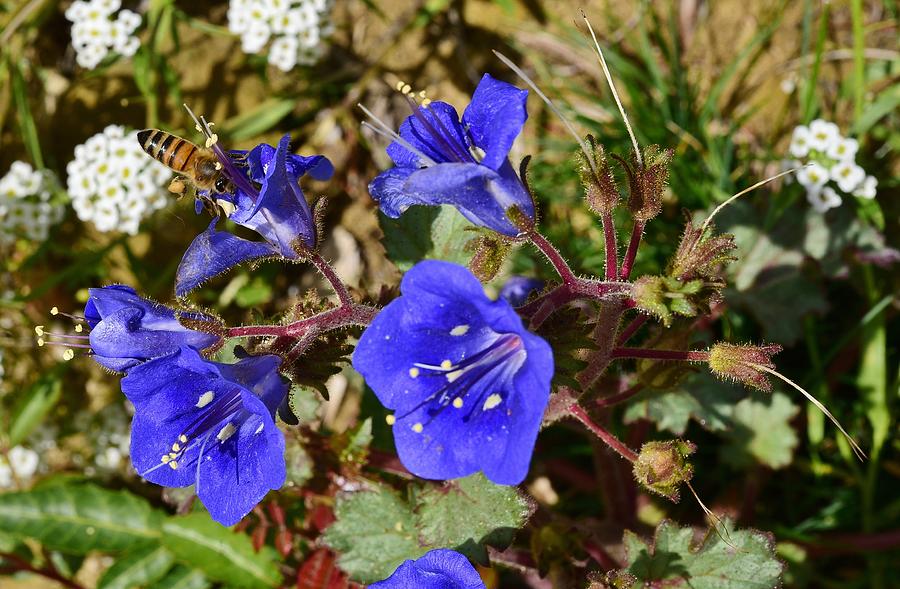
xmin=324 ymin=474 xmax=532 ymax=583
xmin=720 ymin=392 xmax=799 ymax=469
xmin=98 ymin=545 xmax=175 ymax=589
xmin=624 ymin=374 xmax=742 ymax=435
xmin=622 ymin=519 xmax=783 ymax=589
xmin=380 ymin=205 xmax=473 ymax=271
xmin=0 ymin=483 xmax=163 ymax=554
xmin=161 ymin=513 xmax=281 ymax=588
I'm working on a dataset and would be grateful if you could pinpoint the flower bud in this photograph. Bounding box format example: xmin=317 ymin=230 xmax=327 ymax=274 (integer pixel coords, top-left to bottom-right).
xmin=631 ymin=275 xmax=705 ymax=326
xmin=468 ymin=234 xmax=512 ymax=282
xmin=670 ymin=215 xmax=737 ymax=280
xmin=576 ymin=135 xmax=620 ymax=217
xmin=627 ymin=145 xmax=673 ymax=222
xmin=708 ymin=342 xmax=782 ymax=392
xmin=633 ymin=439 xmax=696 ymax=502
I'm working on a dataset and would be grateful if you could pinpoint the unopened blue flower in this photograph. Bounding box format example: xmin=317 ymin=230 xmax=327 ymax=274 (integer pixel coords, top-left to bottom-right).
xmin=176 ymin=135 xmax=333 ymax=297
xmin=369 ymin=74 xmax=533 ymax=236
xmin=85 ymin=285 xmax=220 ymax=372
xmin=352 ymin=260 xmax=553 ymax=485
xmin=499 ymin=276 xmax=544 ymax=307
xmin=121 ymin=346 xmax=289 ymax=526
xmin=370 ymin=549 xmax=486 ymax=589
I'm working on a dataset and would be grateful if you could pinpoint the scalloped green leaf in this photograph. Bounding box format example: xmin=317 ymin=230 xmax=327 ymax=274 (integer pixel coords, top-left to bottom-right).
xmin=98 ymin=545 xmax=175 ymax=589
xmin=720 ymin=392 xmax=799 ymax=469
xmin=380 ymin=205 xmax=473 ymax=271
xmin=0 ymin=483 xmax=163 ymax=554
xmin=623 ymin=519 xmax=783 ymax=589
xmin=161 ymin=513 xmax=281 ymax=588
xmin=323 ymin=474 xmax=532 ymax=583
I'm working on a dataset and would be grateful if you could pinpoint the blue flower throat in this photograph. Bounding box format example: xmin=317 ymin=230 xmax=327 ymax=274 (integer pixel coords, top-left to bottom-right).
xmin=394 ymin=332 xmax=526 ymax=428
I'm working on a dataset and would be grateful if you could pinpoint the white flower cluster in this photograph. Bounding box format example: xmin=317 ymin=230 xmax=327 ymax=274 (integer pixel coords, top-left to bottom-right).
xmin=228 ymin=0 xmax=335 ymax=71
xmin=65 ymin=0 xmax=142 ymax=69
xmin=0 ymin=446 xmax=40 ymax=488
xmin=0 ymin=162 xmax=65 ymax=245
xmin=67 ymin=125 xmax=171 ymax=235
xmin=787 ymin=119 xmax=877 ymax=213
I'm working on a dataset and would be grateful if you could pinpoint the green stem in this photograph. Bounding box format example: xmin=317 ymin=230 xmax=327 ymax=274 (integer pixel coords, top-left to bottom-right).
xmin=849 ymin=0 xmax=866 ymax=120
xmin=800 ymin=2 xmax=829 ymax=122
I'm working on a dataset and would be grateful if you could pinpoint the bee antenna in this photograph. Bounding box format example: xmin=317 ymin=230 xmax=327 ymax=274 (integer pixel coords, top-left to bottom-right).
xmin=183 ymin=103 xmax=214 ymax=140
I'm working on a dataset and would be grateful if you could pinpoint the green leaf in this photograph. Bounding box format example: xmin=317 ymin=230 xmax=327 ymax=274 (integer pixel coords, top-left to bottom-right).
xmin=11 ymin=60 xmax=43 ymax=168
xmin=380 ymin=205 xmax=474 ymax=271
xmin=323 ymin=474 xmax=532 ymax=583
xmin=416 ymin=473 xmax=533 ymax=563
xmin=161 ymin=513 xmax=281 ymax=588
xmin=850 ymin=82 xmax=900 ymax=135
xmin=323 ymin=484 xmax=421 ymax=583
xmin=98 ymin=545 xmax=175 ymax=589
xmin=623 ymin=519 xmax=783 ymax=589
xmin=8 ymin=367 xmax=63 ymax=445
xmin=624 ymin=374 xmax=743 ymax=435
xmin=234 ymin=276 xmax=273 ymax=308
xmin=0 ymin=483 xmax=163 ymax=554
xmin=720 ymin=392 xmax=799 ymax=469
xmin=148 ymin=565 xmax=211 ymax=589
xmin=219 ymin=98 xmax=297 ymax=140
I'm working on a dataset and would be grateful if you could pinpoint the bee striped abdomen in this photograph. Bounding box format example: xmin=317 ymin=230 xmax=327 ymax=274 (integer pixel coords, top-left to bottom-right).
xmin=138 ymin=129 xmax=198 ymax=173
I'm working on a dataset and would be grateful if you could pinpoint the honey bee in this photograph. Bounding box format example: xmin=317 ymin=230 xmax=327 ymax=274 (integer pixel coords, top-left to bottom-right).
xmin=137 ymin=129 xmax=235 ymax=197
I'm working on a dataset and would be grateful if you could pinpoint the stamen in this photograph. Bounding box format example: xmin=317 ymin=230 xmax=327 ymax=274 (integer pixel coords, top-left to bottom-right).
xmin=358 ymin=104 xmax=438 ymax=166
xmin=385 ymin=414 xmax=396 ymax=425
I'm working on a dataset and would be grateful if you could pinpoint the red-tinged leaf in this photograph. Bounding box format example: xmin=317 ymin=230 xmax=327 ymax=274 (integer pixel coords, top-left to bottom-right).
xmin=251 ymin=525 xmax=267 ymax=553
xmin=309 ymin=505 xmax=335 ymax=532
xmin=297 ymin=549 xmax=348 ymax=589
xmin=267 ymin=503 xmax=286 ymax=527
xmin=275 ymin=529 xmax=293 ymax=557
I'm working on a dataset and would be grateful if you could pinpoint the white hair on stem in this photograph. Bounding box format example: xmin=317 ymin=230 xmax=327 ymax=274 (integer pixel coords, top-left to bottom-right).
xmin=581 ymin=10 xmax=642 ymax=168
xmin=749 ymin=362 xmax=866 ymax=461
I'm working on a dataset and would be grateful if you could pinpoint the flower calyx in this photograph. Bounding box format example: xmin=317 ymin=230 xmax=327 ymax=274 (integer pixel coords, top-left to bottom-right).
xmin=708 ymin=342 xmax=782 ymax=392
xmin=624 ymin=145 xmax=673 ymax=223
xmin=633 ymin=439 xmax=696 ymax=502
xmin=576 ymin=134 xmax=620 ymax=217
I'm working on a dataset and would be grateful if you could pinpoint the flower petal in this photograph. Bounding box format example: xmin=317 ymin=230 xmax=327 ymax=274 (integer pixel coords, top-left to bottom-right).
xmin=387 ymin=101 xmax=470 ymax=167
xmin=176 ymin=220 xmax=277 ymax=297
xmin=462 ymin=73 xmax=528 ymax=171
xmin=370 ymin=549 xmax=485 ymax=589
xmin=246 ymin=143 xmax=334 ymax=182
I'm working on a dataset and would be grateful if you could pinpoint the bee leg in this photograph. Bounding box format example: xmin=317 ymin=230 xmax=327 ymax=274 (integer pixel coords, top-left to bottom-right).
xmin=168 ymin=178 xmax=187 ymax=197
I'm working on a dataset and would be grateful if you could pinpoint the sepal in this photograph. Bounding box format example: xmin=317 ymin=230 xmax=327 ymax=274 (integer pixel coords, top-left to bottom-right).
xmin=632 ymin=439 xmax=696 ymax=502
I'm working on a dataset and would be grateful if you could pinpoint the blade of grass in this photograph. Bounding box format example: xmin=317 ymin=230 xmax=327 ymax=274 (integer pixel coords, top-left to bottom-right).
xmin=11 ymin=59 xmax=43 ymax=168
xmin=800 ymin=2 xmax=829 ymax=122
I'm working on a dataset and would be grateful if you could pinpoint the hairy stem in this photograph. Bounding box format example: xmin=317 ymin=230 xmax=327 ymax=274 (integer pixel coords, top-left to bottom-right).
xmin=227 ymin=304 xmax=378 ymax=339
xmin=528 ymin=231 xmax=577 ymax=285
xmin=616 ymin=313 xmax=649 ymax=345
xmin=602 ymin=212 xmax=618 ymax=280
xmin=611 ymin=347 xmax=709 ymax=362
xmin=568 ymin=403 xmax=638 ymax=462
xmin=596 ymin=383 xmax=645 ymax=409
xmin=311 ymin=252 xmax=353 ymax=307
xmin=619 ymin=221 xmax=644 ymax=280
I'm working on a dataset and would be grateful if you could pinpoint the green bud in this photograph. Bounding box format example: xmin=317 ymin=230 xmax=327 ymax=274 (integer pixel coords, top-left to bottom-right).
xmin=631 ymin=275 xmax=706 ymax=326
xmin=467 ymin=234 xmax=511 ymax=282
xmin=633 ymin=440 xmax=696 ymax=502
xmin=576 ymin=135 xmax=620 ymax=216
xmin=708 ymin=342 xmax=782 ymax=392
xmin=627 ymin=145 xmax=673 ymax=222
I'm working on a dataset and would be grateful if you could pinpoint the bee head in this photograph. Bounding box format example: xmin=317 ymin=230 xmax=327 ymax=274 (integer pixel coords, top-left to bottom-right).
xmin=214 ymin=175 xmax=234 ymax=195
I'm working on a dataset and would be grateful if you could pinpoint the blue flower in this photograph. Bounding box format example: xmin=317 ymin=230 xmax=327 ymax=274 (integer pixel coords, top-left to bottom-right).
xmin=369 ymin=74 xmax=533 ymax=236
xmin=121 ymin=346 xmax=289 ymax=526
xmin=352 ymin=260 xmax=553 ymax=485
xmin=85 ymin=285 xmax=220 ymax=372
xmin=370 ymin=549 xmax=486 ymax=589
xmin=499 ymin=276 xmax=544 ymax=307
xmin=176 ymin=135 xmax=333 ymax=297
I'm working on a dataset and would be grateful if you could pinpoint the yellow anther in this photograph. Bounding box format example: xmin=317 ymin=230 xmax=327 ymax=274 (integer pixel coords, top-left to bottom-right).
xmin=161 ymin=455 xmax=171 ymax=463
xmin=214 ymin=162 xmax=223 ymax=170
xmin=419 ymin=90 xmax=427 ymax=99
xmin=37 ymin=338 xmax=45 ymax=347
xmin=74 ymin=324 xmax=84 ymax=333
xmin=171 ymin=442 xmax=181 ymax=452
xmin=401 ymin=84 xmax=412 ymax=94
xmin=385 ymin=414 xmax=396 ymax=426
xmin=452 ymin=398 xmax=464 ymax=409
xmin=395 ymin=80 xmax=406 ymax=92
xmin=205 ymin=134 xmax=219 ymax=148
xmin=408 ymin=367 xmax=420 ymax=378
xmin=62 ymin=349 xmax=75 ymax=361
xmin=34 ymin=325 xmax=44 ymax=336
xmin=440 ymin=359 xmax=453 ymax=370
xmin=422 ymin=98 xmax=432 ymax=107
xmin=169 ymin=461 xmax=178 ymax=469
xmin=412 ymin=423 xmax=424 ymax=433
xmin=179 ymin=434 xmax=187 ymax=443
xmin=50 ymin=307 xmax=59 ymax=315
xmin=195 ymin=123 xmax=204 ymax=133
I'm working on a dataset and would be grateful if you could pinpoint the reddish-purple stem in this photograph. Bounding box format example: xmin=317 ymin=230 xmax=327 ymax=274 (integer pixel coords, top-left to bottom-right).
xmin=611 ymin=347 xmax=709 ymax=362
xmin=619 ymin=220 xmax=644 ymax=280
xmin=311 ymin=252 xmax=353 ymax=307
xmin=616 ymin=313 xmax=649 ymax=345
xmin=0 ymin=552 xmax=84 ymax=589
xmin=528 ymin=231 xmax=577 ymax=285
xmin=227 ymin=304 xmax=377 ymax=339
xmin=596 ymin=383 xmax=645 ymax=409
xmin=602 ymin=212 xmax=618 ymax=280
xmin=568 ymin=403 xmax=638 ymax=462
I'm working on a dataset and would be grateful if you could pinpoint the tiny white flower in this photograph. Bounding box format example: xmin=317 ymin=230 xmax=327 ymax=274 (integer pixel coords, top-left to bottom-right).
xmin=830 ymin=161 xmax=865 ymax=193
xmin=796 ymin=162 xmax=828 ymax=190
xmin=116 ymin=9 xmax=142 ymax=34
xmin=115 ymin=35 xmax=140 ymax=57
xmin=93 ymin=0 xmax=122 ymax=16
xmin=241 ymin=21 xmax=272 ymax=54
xmin=65 ymin=1 xmax=91 ymax=22
xmin=826 ymin=136 xmax=859 ymax=162
xmin=807 ymin=119 xmax=840 ymax=152
xmin=852 ymin=175 xmax=877 ymax=199
xmin=807 ymin=186 xmax=842 ymax=213
xmin=788 ymin=125 xmax=811 ymax=158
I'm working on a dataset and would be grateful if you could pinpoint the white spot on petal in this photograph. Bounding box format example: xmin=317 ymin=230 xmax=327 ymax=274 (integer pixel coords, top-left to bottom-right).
xmin=452 ymin=398 xmax=464 ymax=409
xmin=408 ymin=367 xmax=420 ymax=378
xmin=450 ymin=324 xmax=469 ymax=336
xmin=412 ymin=422 xmax=424 ymax=433
xmin=196 ymin=391 xmax=215 ymax=408
xmin=216 ymin=423 xmax=236 ymax=443
xmin=483 ymin=394 xmax=503 ymax=411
